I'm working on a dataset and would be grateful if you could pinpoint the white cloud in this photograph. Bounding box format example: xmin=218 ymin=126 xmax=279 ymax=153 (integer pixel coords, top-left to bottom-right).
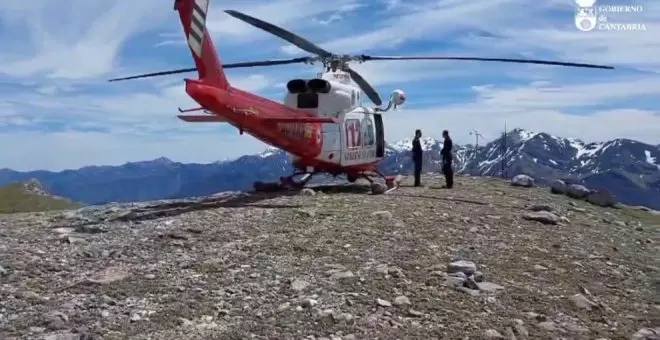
xmin=283 ymin=0 xmax=525 ymax=55
xmin=384 ymin=78 xmax=660 ymax=145
xmin=0 ymin=0 xmax=658 ymax=171
xmin=469 ymin=76 xmax=660 ymax=109
xmin=156 ymin=0 xmax=364 ymax=47
xmin=0 ymin=0 xmax=170 ymax=80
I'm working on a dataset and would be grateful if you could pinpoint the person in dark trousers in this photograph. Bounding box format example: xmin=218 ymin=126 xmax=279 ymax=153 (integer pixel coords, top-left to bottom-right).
xmin=441 ymin=129 xmax=454 ymax=188
xmin=412 ymin=129 xmax=423 ymax=187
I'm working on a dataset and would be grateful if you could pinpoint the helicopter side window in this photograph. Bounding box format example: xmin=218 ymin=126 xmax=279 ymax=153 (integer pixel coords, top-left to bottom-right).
xmin=297 ymin=93 xmax=318 ymax=109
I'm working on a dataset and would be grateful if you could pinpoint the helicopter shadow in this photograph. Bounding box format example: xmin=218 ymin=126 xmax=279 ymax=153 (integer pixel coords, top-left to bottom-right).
xmin=112 ymin=183 xmax=373 ymax=223
xmin=112 ymin=191 xmax=302 ymax=223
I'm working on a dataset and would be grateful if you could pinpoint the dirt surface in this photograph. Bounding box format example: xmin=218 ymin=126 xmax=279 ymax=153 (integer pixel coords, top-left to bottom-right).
xmin=0 ymin=175 xmax=658 ymax=340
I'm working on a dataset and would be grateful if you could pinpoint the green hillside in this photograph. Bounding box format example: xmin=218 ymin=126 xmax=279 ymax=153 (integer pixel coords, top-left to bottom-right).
xmin=0 ymin=181 xmax=83 ymax=214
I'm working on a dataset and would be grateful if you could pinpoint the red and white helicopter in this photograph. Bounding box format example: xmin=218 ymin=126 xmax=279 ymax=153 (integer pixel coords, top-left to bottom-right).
xmin=109 ymin=0 xmax=614 ymax=194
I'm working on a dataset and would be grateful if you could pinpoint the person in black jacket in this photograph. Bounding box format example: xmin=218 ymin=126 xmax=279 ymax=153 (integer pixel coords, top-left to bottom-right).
xmin=412 ymin=129 xmax=423 ymax=187
xmin=441 ymin=130 xmax=454 ymax=188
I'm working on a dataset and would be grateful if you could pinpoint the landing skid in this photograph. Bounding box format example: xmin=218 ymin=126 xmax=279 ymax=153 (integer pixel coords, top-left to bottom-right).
xmin=253 ymin=171 xmax=402 ymax=195
xmin=253 ymin=173 xmax=311 ymax=192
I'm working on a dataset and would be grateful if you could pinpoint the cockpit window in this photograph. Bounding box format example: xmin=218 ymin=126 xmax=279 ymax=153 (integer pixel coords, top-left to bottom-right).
xmin=297 ymin=93 xmax=318 ymax=109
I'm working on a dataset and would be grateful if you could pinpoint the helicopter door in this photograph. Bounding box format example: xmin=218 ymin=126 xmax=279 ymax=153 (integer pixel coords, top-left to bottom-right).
xmin=320 ymin=123 xmax=341 ymax=164
xmin=340 ymin=112 xmax=378 ymax=166
xmin=373 ymin=114 xmax=385 ymax=158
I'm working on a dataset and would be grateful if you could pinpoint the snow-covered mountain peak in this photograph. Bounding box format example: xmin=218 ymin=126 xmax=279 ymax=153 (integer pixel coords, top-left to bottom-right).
xmin=388 ymin=136 xmax=439 ymax=152
xmin=259 ymin=147 xmax=281 ymax=158
xmin=510 ymin=128 xmax=538 ymax=143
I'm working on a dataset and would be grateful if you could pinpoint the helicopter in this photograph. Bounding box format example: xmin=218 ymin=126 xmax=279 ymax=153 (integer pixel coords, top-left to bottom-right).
xmin=109 ymin=0 xmax=614 ymax=194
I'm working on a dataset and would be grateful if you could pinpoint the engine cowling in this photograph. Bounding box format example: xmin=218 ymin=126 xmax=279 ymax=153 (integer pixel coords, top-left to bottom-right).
xmin=286 ymin=79 xmax=307 ymax=94
xmin=307 ymin=79 xmax=331 ymax=93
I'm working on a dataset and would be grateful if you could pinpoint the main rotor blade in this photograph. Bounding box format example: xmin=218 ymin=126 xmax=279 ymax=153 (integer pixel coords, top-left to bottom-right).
xmin=346 ymin=66 xmax=382 ymax=106
xmin=224 ymin=57 xmax=311 ymax=69
xmin=108 ymin=57 xmax=311 ymax=82
xmin=224 ymin=10 xmax=333 ymax=57
xmin=360 ymin=55 xmax=615 ymax=69
xmin=108 ymin=68 xmax=195 ymax=82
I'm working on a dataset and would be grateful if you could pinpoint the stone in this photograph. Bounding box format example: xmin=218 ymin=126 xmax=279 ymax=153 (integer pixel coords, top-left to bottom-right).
xmin=290 ymin=278 xmax=309 ymax=291
xmin=446 ymin=275 xmax=467 ymax=288
xmin=522 ymin=211 xmax=560 ymax=225
xmin=472 ymin=271 xmax=484 ymax=282
xmin=393 ymin=295 xmax=411 ymax=306
xmin=615 ymin=220 xmax=627 ymax=227
xmin=376 ymin=298 xmax=391 ymax=307
xmin=465 ymin=275 xmax=479 ymax=290
xmin=447 ymin=260 xmax=477 ymax=275
xmin=510 ymin=174 xmax=534 ymax=188
xmin=477 ymin=282 xmax=505 ymax=292
xmin=371 ymin=210 xmax=393 ymax=220
xmin=537 ymin=321 xmax=560 ymax=331
xmin=371 ymin=182 xmax=388 ymax=195
xmin=569 ymin=293 xmax=598 ymax=311
xmin=43 ymin=333 xmax=81 ymax=340
xmin=484 ymin=329 xmax=504 ymax=338
xmin=550 ymin=179 xmax=567 ymax=194
xmin=87 ymin=266 xmax=129 ymax=284
xmin=528 ymin=204 xmax=553 ymax=212
xmin=300 ymin=188 xmax=316 ymax=196
xmin=586 ymin=189 xmax=616 ymax=207
xmin=301 ymin=299 xmax=317 ymax=308
xmin=566 ymin=184 xmax=591 ymax=199
xmin=631 ymin=327 xmax=660 ymax=340
xmin=456 ymin=286 xmax=481 ymax=296
xmin=329 ymin=271 xmax=355 ymax=280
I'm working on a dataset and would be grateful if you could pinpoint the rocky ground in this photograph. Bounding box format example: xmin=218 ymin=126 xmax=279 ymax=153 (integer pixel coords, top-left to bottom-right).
xmin=0 ymin=175 xmax=658 ymax=340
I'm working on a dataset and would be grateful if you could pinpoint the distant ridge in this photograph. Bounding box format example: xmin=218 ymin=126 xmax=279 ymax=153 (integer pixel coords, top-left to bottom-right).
xmin=0 ymin=128 xmax=658 ymax=209
xmin=0 ymin=179 xmax=83 ymax=214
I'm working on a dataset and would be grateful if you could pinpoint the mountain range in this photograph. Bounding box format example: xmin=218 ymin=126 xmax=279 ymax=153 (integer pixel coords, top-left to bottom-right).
xmin=1 ymin=128 xmax=658 ymax=209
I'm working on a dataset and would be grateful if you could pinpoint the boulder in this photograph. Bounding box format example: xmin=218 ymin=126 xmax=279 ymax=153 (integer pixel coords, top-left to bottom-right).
xmin=566 ymin=184 xmax=591 ymax=199
xmin=522 ymin=211 xmax=560 ymax=225
xmin=510 ymin=174 xmax=534 ymax=188
xmin=550 ymin=179 xmax=567 ymax=195
xmin=586 ymin=189 xmax=616 ymax=207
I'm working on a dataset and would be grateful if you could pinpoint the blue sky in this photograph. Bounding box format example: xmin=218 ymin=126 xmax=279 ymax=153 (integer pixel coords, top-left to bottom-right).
xmin=0 ymin=0 xmax=658 ymax=171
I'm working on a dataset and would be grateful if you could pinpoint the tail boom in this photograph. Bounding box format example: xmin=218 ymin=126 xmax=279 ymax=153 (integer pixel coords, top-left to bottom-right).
xmin=174 ymin=0 xmax=229 ymax=88
xmin=184 ymin=79 xmax=326 ymax=158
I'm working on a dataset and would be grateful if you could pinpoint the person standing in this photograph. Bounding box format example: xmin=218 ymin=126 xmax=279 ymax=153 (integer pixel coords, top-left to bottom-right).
xmin=412 ymin=129 xmax=423 ymax=187
xmin=441 ymin=129 xmax=454 ymax=189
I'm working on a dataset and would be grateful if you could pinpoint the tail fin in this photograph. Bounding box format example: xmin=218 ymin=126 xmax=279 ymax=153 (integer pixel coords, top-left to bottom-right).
xmin=174 ymin=0 xmax=229 ymax=88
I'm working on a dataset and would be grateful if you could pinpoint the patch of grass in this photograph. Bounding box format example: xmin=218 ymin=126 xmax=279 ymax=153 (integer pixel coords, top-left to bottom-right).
xmin=618 ymin=206 xmax=660 ymax=227
xmin=0 ymin=183 xmax=82 ymax=214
